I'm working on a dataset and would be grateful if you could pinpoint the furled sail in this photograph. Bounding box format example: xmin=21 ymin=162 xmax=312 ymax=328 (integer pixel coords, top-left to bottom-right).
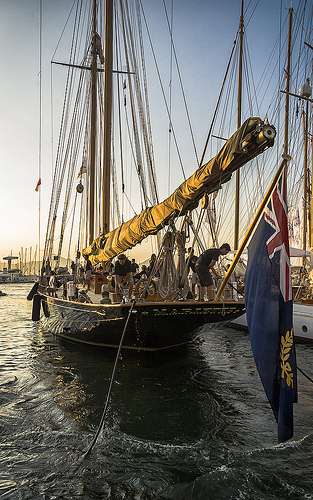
xmin=83 ymin=117 xmax=275 ymax=264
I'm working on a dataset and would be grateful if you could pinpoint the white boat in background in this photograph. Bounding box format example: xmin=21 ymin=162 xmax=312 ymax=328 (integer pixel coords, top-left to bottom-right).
xmin=230 ymin=247 xmax=313 ymax=343
xmin=231 ymin=302 xmax=313 ymax=343
xmin=0 ymin=274 xmax=10 ymax=284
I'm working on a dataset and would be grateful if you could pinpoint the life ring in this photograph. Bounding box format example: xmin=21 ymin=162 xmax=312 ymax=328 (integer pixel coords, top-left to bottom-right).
xmin=135 ymin=278 xmax=157 ymax=296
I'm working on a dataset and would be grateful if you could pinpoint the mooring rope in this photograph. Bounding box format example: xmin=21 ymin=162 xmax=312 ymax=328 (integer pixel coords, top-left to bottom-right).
xmin=297 ymin=364 xmax=313 ymax=385
xmin=81 ymin=300 xmax=136 ymax=459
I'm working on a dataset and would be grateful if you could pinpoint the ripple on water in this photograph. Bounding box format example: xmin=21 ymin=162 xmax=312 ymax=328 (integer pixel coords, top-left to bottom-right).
xmin=0 ymin=285 xmax=313 ymax=499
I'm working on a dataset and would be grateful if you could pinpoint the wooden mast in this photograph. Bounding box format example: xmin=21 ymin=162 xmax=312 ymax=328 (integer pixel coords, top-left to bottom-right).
xmin=102 ymin=0 xmax=113 ymax=235
xmin=88 ymin=0 xmax=98 ymax=244
xmin=216 ymin=7 xmax=293 ymax=301
xmin=302 ymin=97 xmax=309 ymax=255
xmin=233 ymin=0 xmax=244 ymax=250
xmin=284 ymin=8 xmax=292 ymax=156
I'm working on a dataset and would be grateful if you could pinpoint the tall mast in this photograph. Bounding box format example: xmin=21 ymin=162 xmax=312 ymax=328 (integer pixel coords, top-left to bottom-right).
xmin=88 ymin=0 xmax=98 ymax=244
xmin=284 ymin=7 xmax=292 ymax=156
xmin=302 ymin=97 xmax=309 ymax=253
xmin=102 ymin=0 xmax=113 ymax=234
xmin=233 ymin=0 xmax=244 ymax=250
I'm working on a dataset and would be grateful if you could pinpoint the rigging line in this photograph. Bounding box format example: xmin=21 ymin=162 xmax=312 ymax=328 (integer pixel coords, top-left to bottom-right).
xmin=162 ymin=0 xmax=199 ymax=168
xmin=128 ymin=0 xmax=158 ymax=208
xmin=292 ymin=0 xmax=311 ymax=42
xmin=122 ymin=97 xmax=146 ymax=208
xmin=139 ymin=0 xmax=186 ymax=180
xmin=111 ymin=138 xmax=122 ymax=227
xmin=57 ymin=70 xmax=89 ymax=261
xmin=51 ymin=0 xmax=77 ymax=61
xmin=123 ymin=190 xmax=138 ymax=216
xmin=243 ymin=38 xmax=260 ymax=117
xmin=123 ymin=99 xmax=150 ymax=210
xmin=199 ymin=43 xmax=237 ymax=167
xmin=297 ymin=364 xmax=313 ymax=384
xmin=66 ymin=189 xmax=78 ymax=263
xmin=167 ymin=0 xmax=174 ymax=195
xmin=135 ymin=0 xmax=159 ymax=206
xmin=44 ymin=0 xmax=84 ymax=259
xmin=115 ymin=9 xmax=125 ymax=201
xmin=243 ymin=0 xmax=260 ymax=28
xmin=38 ymin=0 xmax=42 ymax=275
xmin=76 ymin=179 xmax=85 ymax=252
xmin=53 ymin=2 xmax=91 ymax=259
xmin=81 ymin=300 xmax=137 ymax=460
xmin=119 ymin=0 xmax=149 ymax=208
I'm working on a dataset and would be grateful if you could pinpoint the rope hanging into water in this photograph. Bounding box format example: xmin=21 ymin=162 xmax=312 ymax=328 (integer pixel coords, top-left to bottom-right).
xmin=82 ymin=300 xmax=136 ymax=459
xmin=297 ymin=364 xmax=313 ymax=385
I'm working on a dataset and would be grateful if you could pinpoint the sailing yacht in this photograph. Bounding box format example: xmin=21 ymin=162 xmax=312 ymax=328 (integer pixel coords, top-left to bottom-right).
xmin=28 ymin=0 xmax=276 ymax=351
xmin=223 ymin=3 xmax=313 ymax=342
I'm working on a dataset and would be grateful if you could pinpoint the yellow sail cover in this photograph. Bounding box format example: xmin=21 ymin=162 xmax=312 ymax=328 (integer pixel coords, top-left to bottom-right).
xmin=83 ymin=117 xmax=275 ymax=264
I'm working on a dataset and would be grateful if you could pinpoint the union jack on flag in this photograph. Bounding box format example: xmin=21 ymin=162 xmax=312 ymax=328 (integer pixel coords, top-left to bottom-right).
xmin=245 ymin=164 xmax=297 ymax=443
xmin=264 ymin=166 xmax=292 ymax=302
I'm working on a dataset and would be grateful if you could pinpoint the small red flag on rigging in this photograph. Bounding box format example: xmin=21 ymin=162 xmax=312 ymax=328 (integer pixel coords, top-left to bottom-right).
xmin=35 ymin=178 xmax=41 ymax=192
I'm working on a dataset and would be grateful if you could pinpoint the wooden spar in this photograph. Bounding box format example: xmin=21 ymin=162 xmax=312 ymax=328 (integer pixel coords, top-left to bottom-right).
xmin=102 ymin=0 xmax=113 ymax=235
xmin=234 ymin=0 xmax=244 ymax=250
xmin=88 ymin=0 xmax=98 ymax=244
xmin=280 ymin=89 xmax=313 ymax=104
xmin=214 ymin=158 xmax=288 ymax=301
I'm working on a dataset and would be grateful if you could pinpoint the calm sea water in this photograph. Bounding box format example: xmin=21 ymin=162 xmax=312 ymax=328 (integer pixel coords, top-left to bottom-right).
xmin=0 ymin=283 xmax=313 ymax=499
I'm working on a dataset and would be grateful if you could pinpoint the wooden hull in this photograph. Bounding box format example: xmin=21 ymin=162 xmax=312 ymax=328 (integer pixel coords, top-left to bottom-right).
xmin=36 ymin=293 xmax=245 ymax=352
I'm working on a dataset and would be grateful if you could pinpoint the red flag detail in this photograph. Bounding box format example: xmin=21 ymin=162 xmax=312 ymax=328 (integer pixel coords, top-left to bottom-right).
xmin=35 ymin=178 xmax=41 ymax=192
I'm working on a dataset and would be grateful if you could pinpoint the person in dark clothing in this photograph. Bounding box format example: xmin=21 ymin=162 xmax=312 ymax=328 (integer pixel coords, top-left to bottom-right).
xmin=195 ymin=243 xmax=231 ymax=301
xmin=147 ymin=253 xmax=161 ymax=277
xmin=133 ymin=264 xmax=148 ymax=283
xmin=114 ymin=254 xmax=133 ymax=302
xmin=186 ymin=247 xmax=199 ymax=299
xmin=85 ymin=259 xmax=93 ymax=290
xmin=130 ymin=258 xmax=139 ymax=274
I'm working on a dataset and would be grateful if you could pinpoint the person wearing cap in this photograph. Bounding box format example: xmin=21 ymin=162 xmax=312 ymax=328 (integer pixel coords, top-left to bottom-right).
xmin=114 ymin=254 xmax=133 ymax=302
xmin=195 ymin=243 xmax=231 ymax=301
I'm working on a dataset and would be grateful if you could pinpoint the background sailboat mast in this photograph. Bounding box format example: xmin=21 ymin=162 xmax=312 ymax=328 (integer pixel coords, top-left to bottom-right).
xmin=284 ymin=7 xmax=292 ymax=156
xmin=302 ymin=96 xmax=309 ymax=254
xmin=88 ymin=0 xmax=98 ymax=244
xmin=234 ymin=0 xmax=244 ymax=250
xmin=102 ymin=0 xmax=113 ymax=235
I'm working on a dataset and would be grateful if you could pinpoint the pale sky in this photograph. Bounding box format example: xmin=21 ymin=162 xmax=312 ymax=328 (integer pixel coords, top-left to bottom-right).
xmin=0 ymin=0 xmax=285 ymax=264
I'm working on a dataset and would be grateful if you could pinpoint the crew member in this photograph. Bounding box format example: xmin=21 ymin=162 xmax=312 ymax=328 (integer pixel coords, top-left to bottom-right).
xmin=195 ymin=243 xmax=231 ymax=301
xmin=114 ymin=254 xmax=133 ymax=302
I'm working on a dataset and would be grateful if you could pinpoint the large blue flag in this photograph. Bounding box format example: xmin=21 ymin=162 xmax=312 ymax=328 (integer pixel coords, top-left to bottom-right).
xmin=245 ymin=166 xmax=297 ymax=443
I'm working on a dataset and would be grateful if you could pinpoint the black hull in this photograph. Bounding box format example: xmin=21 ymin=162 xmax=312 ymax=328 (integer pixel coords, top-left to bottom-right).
xmin=36 ymin=294 xmax=245 ymax=352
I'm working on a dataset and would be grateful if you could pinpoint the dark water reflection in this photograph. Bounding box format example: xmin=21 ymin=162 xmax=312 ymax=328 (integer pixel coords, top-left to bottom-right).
xmin=0 ymin=284 xmax=313 ymax=499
